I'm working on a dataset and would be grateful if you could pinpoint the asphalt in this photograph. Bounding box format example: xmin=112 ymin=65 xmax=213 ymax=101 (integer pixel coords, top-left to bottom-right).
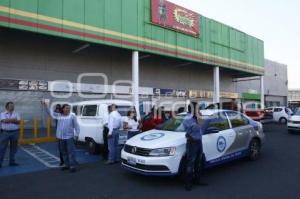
xmin=0 ymin=123 xmax=300 ymax=199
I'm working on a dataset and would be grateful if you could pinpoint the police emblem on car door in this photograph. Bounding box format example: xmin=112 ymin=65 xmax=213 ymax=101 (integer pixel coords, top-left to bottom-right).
xmin=202 ymin=112 xmax=236 ymax=162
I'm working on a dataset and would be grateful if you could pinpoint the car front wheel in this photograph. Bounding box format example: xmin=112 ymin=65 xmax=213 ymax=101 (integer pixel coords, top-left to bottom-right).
xmin=279 ymin=117 xmax=287 ymax=124
xmin=249 ymin=139 xmax=261 ymax=161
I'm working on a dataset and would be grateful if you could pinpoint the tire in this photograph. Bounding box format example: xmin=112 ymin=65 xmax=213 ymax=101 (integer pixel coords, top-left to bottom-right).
xmin=279 ymin=117 xmax=287 ymax=124
xmin=248 ymin=139 xmax=261 ymax=161
xmin=87 ymin=139 xmax=98 ymax=154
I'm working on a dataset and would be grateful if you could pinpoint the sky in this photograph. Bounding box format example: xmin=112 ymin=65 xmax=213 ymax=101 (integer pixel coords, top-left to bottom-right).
xmin=170 ymin=0 xmax=300 ymax=89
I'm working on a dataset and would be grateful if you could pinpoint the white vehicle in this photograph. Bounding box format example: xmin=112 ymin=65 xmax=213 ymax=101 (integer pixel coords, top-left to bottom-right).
xmin=71 ymin=100 xmax=137 ymax=154
xmin=287 ymin=108 xmax=300 ymax=133
xmin=264 ymin=107 xmax=292 ymax=124
xmin=121 ymin=110 xmax=264 ymax=176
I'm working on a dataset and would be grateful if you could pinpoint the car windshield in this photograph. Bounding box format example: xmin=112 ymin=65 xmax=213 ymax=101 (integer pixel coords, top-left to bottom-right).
xmin=156 ymin=116 xmax=185 ymax=132
xmin=155 ymin=114 xmax=211 ymax=132
xmin=294 ymin=109 xmax=300 ymax=116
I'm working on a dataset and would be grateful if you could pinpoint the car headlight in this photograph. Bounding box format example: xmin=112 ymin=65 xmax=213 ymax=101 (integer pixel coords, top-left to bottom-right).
xmin=149 ymin=147 xmax=176 ymax=157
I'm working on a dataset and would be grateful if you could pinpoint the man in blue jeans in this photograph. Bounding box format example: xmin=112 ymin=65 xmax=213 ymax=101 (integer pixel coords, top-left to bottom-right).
xmin=43 ymin=101 xmax=80 ymax=173
xmin=0 ymin=102 xmax=21 ymax=168
xmin=106 ymin=104 xmax=122 ymax=165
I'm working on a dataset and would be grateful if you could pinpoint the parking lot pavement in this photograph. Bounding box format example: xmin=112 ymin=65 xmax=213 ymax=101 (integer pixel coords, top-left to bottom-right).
xmin=1 ymin=123 xmax=300 ymax=199
xmin=0 ymin=142 xmax=101 ymax=177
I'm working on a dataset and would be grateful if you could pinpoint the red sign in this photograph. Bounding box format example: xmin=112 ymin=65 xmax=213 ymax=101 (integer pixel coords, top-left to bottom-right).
xmin=151 ymin=0 xmax=200 ymax=37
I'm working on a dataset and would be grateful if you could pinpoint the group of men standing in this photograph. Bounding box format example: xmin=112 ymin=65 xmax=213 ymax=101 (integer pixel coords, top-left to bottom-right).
xmin=0 ymin=101 xmax=205 ymax=191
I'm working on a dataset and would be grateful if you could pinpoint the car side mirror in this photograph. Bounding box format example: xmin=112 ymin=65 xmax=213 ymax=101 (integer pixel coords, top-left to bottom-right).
xmin=206 ymin=127 xmax=220 ymax=134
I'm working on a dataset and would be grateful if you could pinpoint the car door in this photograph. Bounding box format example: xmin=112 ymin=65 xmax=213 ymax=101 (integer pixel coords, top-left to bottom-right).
xmin=226 ymin=111 xmax=252 ymax=153
xmin=78 ymin=104 xmax=103 ymax=143
xmin=202 ymin=112 xmax=236 ymax=162
xmin=273 ymin=108 xmax=283 ymax=121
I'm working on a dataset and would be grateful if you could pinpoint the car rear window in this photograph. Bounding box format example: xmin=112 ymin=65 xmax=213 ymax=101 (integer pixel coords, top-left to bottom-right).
xmin=227 ymin=112 xmax=249 ymax=128
xmin=274 ymin=108 xmax=283 ymax=112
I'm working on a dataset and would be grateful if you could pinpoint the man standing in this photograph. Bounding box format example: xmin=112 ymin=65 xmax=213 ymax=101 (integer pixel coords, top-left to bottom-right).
xmin=54 ymin=104 xmax=64 ymax=166
xmin=183 ymin=102 xmax=204 ymax=191
xmin=43 ymin=101 xmax=80 ymax=173
xmin=102 ymin=105 xmax=112 ymax=161
xmin=106 ymin=104 xmax=122 ymax=165
xmin=0 ymin=102 xmax=21 ymax=168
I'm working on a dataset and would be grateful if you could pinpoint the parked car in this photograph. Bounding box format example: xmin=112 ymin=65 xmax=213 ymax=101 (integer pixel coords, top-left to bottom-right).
xmin=287 ymin=108 xmax=300 ymax=133
xmin=243 ymin=101 xmax=265 ymax=121
xmin=264 ymin=107 xmax=292 ymax=124
xmin=141 ymin=108 xmax=168 ymax=132
xmin=121 ymin=109 xmax=264 ymax=176
xmin=206 ymin=101 xmax=265 ymax=121
xmin=71 ymin=100 xmax=137 ymax=154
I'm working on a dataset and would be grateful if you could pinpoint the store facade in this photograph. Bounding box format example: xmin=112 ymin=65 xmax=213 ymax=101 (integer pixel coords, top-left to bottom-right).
xmin=0 ymin=0 xmax=264 ymax=125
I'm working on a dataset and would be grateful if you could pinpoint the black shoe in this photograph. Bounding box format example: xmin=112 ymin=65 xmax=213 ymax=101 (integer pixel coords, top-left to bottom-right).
xmin=59 ymin=162 xmax=64 ymax=167
xmin=194 ymin=179 xmax=208 ymax=186
xmin=185 ymin=184 xmax=193 ymax=191
xmin=61 ymin=166 xmax=70 ymax=171
xmin=195 ymin=181 xmax=208 ymax=186
xmin=104 ymin=160 xmax=114 ymax=165
xmin=69 ymin=167 xmax=76 ymax=173
xmin=9 ymin=162 xmax=19 ymax=167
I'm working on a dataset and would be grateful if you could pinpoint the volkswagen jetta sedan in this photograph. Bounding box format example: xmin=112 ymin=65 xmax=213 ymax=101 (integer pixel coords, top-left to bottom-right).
xmin=121 ymin=110 xmax=264 ymax=176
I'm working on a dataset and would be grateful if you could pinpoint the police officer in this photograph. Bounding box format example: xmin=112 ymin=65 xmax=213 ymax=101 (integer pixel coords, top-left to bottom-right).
xmin=0 ymin=102 xmax=21 ymax=168
xmin=183 ymin=102 xmax=205 ymax=191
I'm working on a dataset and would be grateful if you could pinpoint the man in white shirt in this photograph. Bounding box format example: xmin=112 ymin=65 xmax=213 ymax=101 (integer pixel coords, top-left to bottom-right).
xmin=0 ymin=102 xmax=21 ymax=168
xmin=106 ymin=104 xmax=122 ymax=165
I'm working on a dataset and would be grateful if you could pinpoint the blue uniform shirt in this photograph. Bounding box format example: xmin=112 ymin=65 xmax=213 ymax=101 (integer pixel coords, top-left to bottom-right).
xmin=183 ymin=113 xmax=202 ymax=141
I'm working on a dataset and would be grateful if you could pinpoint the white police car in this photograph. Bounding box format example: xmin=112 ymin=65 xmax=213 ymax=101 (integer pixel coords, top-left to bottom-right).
xmin=121 ymin=110 xmax=264 ymax=176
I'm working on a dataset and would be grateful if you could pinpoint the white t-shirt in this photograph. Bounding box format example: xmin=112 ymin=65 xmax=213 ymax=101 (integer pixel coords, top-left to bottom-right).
xmin=124 ymin=117 xmax=139 ymax=132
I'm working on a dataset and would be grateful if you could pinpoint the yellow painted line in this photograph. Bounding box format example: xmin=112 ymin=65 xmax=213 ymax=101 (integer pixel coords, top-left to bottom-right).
xmin=0 ymin=5 xmax=264 ymax=72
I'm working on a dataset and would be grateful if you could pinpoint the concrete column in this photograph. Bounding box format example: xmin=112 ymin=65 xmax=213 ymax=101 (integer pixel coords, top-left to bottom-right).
xmin=213 ymin=66 xmax=220 ymax=104
xmin=132 ymin=51 xmax=140 ymax=118
xmin=260 ymin=75 xmax=265 ymax=109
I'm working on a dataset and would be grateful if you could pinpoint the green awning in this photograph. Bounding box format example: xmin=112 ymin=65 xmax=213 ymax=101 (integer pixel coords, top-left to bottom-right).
xmin=241 ymin=93 xmax=261 ymax=101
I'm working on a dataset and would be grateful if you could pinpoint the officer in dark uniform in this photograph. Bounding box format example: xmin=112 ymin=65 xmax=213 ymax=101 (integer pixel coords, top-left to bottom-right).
xmin=183 ymin=102 xmax=205 ymax=191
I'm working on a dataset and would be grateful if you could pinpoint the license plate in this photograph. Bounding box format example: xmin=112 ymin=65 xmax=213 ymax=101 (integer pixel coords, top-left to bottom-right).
xmin=127 ymin=157 xmax=136 ymax=166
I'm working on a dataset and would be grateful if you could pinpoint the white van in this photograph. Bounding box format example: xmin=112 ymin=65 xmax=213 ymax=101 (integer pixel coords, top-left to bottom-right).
xmin=71 ymin=100 xmax=137 ymax=154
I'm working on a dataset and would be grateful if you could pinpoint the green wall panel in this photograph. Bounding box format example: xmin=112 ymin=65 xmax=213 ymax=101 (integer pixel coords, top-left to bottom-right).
xmin=37 ymin=0 xmax=63 ymax=37
xmin=85 ymin=0 xmax=104 ymax=31
xmin=0 ymin=0 xmax=264 ymax=75
xmin=0 ymin=0 xmax=9 ymax=27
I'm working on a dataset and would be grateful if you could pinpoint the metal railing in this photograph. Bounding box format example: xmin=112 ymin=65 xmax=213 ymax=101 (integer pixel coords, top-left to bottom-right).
xmin=19 ymin=117 xmax=57 ymax=145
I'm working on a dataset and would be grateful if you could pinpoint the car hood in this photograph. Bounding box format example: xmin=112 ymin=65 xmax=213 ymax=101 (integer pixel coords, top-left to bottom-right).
xmin=290 ymin=115 xmax=300 ymax=121
xmin=125 ymin=129 xmax=186 ymax=149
